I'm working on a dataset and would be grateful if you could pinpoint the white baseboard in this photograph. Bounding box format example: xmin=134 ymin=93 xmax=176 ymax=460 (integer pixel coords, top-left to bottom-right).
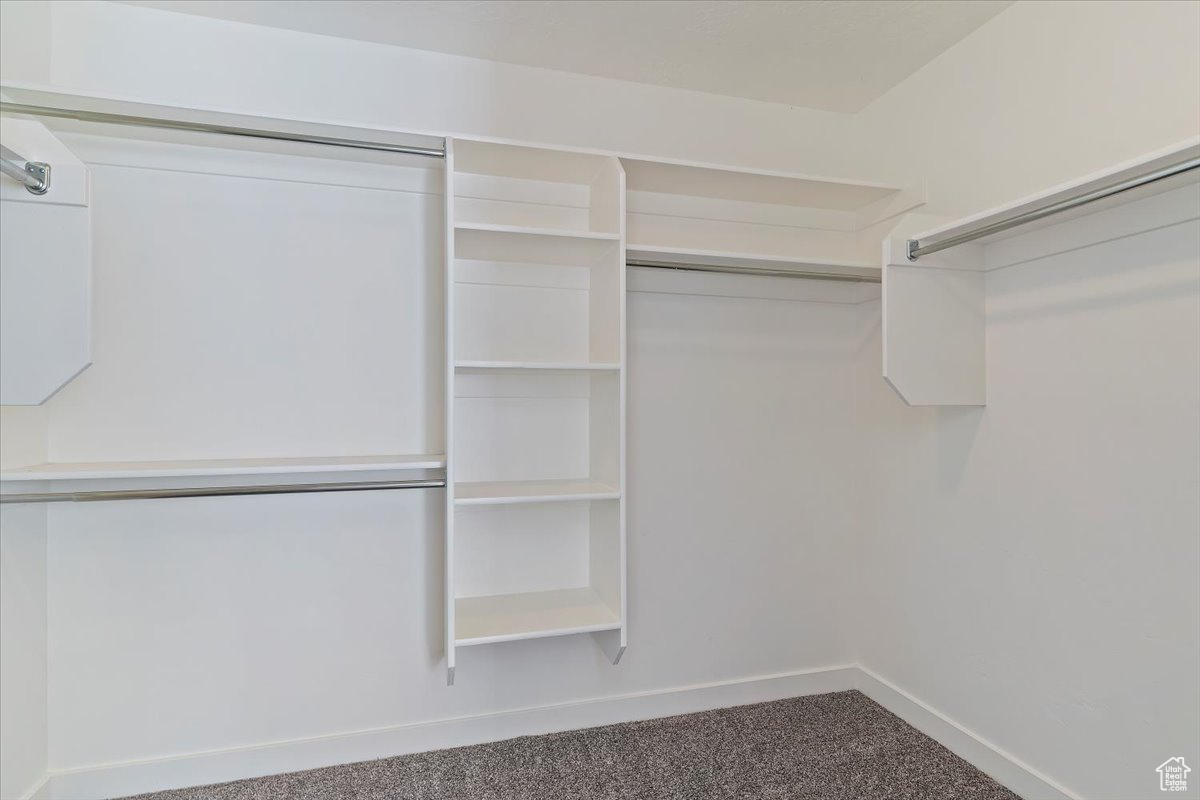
xmin=32 ymin=780 xmax=50 ymax=800
xmin=19 ymin=776 xmax=49 ymax=800
xmin=854 ymin=667 xmax=1081 ymax=800
xmin=46 ymin=665 xmax=859 ymax=800
xmin=44 ymin=665 xmax=1086 ymax=800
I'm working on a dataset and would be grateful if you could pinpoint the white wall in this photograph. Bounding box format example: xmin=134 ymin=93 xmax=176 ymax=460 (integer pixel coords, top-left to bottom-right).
xmin=849 ymin=3 xmax=1200 ymax=798
xmin=39 ymin=134 xmax=443 ymax=463
xmin=43 ymin=277 xmax=864 ymax=778
xmin=855 ymin=0 xmax=1200 ymax=219
xmin=29 ymin=0 xmax=859 ymax=178
xmin=0 ymin=0 xmax=49 ymax=86
xmin=0 ymin=504 xmax=48 ymax=800
xmin=856 ymin=190 xmax=1200 ymax=800
xmin=0 ymin=394 xmax=48 ymax=799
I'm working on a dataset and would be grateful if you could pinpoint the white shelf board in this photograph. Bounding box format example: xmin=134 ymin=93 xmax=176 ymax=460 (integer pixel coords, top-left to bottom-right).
xmin=455 ymin=587 xmax=620 ymax=646
xmin=0 ymin=454 xmax=446 ymax=482
xmin=455 ymin=360 xmax=620 ymax=372
xmin=455 ymin=223 xmax=619 ymax=266
xmin=454 ymin=138 xmax=614 ymax=184
xmin=456 ymin=223 xmax=619 ymax=242
xmin=621 ymin=157 xmax=900 ymax=211
xmin=626 ymin=244 xmax=881 ymax=280
xmin=455 ymin=479 xmax=620 ymax=506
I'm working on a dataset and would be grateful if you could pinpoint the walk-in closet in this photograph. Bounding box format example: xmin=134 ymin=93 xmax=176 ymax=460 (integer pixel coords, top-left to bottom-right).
xmin=1 ymin=2 xmax=1197 ymax=799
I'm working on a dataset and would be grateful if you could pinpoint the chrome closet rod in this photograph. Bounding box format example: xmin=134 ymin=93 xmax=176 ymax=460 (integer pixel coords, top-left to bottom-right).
xmin=627 ymin=259 xmax=881 ymax=283
xmin=907 ymin=155 xmax=1200 ymax=260
xmin=0 ymin=144 xmax=49 ymax=193
xmin=0 ymin=100 xmax=446 ymax=158
xmin=0 ymin=478 xmax=446 ymax=504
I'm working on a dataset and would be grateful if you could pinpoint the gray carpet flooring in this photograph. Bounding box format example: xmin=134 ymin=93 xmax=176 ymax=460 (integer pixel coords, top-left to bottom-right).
xmin=123 ymin=690 xmax=1021 ymax=800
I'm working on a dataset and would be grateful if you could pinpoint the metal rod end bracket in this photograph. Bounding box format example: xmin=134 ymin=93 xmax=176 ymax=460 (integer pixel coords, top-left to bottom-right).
xmin=24 ymin=161 xmax=49 ymax=194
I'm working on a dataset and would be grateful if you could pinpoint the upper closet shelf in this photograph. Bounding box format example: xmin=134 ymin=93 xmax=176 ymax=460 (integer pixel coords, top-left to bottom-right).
xmin=455 ymin=223 xmax=619 ymax=266
xmin=620 ymin=156 xmax=921 ymax=272
xmin=0 ymin=454 xmax=446 ymax=482
xmin=621 ymin=157 xmax=901 ymax=210
xmin=453 ymin=138 xmax=614 ymax=183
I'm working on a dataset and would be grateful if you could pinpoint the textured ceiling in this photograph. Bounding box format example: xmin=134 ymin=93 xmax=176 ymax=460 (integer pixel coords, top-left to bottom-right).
xmin=116 ymin=0 xmax=1013 ymax=113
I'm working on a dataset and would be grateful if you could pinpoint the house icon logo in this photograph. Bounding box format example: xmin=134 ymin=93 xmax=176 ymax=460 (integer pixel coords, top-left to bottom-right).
xmin=1158 ymin=757 xmax=1190 ymax=792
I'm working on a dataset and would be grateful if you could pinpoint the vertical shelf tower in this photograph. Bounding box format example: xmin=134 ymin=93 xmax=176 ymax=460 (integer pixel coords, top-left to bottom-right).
xmin=445 ymin=139 xmax=627 ymax=683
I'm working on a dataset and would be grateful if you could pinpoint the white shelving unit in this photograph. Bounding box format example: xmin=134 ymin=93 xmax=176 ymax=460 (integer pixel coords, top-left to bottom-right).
xmin=445 ymin=138 xmax=627 ymax=683
xmin=621 ymin=155 xmax=919 ymax=279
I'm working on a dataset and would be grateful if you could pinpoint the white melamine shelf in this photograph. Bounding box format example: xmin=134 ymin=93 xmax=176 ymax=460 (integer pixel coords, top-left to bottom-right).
xmin=455 ymin=223 xmax=620 ymax=266
xmin=446 ymin=137 xmax=627 ymax=680
xmin=621 ymin=157 xmax=901 ymax=210
xmin=0 ymin=454 xmax=446 ymax=482
xmin=455 ymin=587 xmax=621 ymax=646
xmin=455 ymin=360 xmax=621 ymax=372
xmin=455 ymin=479 xmax=620 ymax=506
xmin=626 ymin=244 xmax=880 ymax=280
xmin=456 ymin=222 xmax=619 ymax=241
xmin=454 ymin=139 xmax=616 ymax=184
